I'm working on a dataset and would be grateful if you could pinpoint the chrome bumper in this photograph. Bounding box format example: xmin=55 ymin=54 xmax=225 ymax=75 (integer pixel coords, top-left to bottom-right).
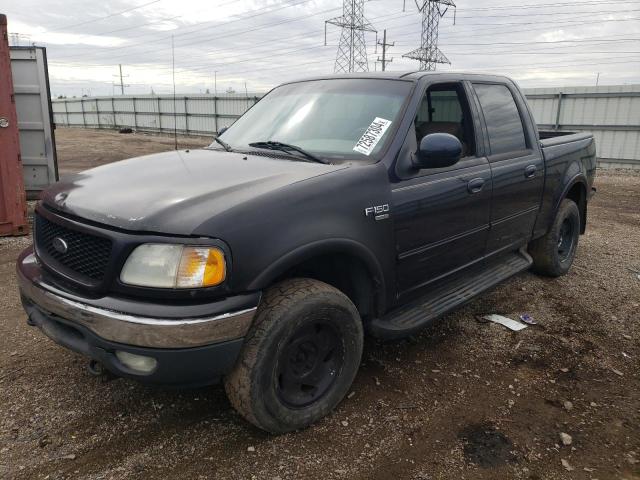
xmin=17 ymin=252 xmax=257 ymax=349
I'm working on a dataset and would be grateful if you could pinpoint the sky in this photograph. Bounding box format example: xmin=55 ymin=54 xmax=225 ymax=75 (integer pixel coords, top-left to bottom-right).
xmin=3 ymin=0 xmax=640 ymax=97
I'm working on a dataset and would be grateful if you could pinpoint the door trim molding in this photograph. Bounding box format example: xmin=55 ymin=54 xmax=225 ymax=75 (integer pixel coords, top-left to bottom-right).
xmin=491 ymin=205 xmax=539 ymax=227
xmin=398 ymin=223 xmax=491 ymax=261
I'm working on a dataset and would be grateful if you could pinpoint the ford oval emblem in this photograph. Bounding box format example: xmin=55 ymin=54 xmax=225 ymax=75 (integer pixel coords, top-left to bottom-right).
xmin=52 ymin=237 xmax=68 ymax=254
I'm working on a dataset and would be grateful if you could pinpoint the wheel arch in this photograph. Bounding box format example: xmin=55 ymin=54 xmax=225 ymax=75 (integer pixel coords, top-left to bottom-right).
xmin=247 ymin=239 xmax=387 ymax=319
xmin=556 ymin=175 xmax=588 ymax=234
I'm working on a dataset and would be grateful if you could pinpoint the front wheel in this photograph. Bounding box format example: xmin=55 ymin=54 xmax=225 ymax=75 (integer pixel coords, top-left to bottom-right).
xmin=224 ymin=278 xmax=363 ymax=434
xmin=528 ymin=198 xmax=580 ymax=277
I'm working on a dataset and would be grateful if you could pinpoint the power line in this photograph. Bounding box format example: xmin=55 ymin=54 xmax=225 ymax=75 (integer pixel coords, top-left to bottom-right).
xmin=36 ymin=0 xmax=640 ymax=89
xmin=83 ymin=15 xmax=182 ymax=38
xmin=81 ymin=53 xmax=640 ymax=91
xmin=48 ymin=4 xmax=640 ymax=67
xmin=49 ymin=46 xmax=640 ymax=82
xmin=440 ymin=38 xmax=640 ymax=46
xmin=458 ymin=0 xmax=640 ymax=11
xmin=454 ymin=5 xmax=640 ymax=17
xmin=391 ymin=14 xmax=640 ymax=40
xmin=44 ymin=0 xmax=255 ymax=51
xmin=22 ymin=0 xmax=640 ymax=61
xmin=50 ymin=0 xmax=161 ymax=31
xmin=156 ymin=28 xmax=640 ymax=74
xmin=48 ymin=36 xmax=640 ymax=79
xmin=52 ymin=9 xmax=408 ymax=70
xmin=53 ymin=1 xmax=336 ymax=62
xmin=205 ymin=57 xmax=640 ymax=83
xmin=54 ymin=0 xmax=318 ymax=58
xmin=47 ymin=22 xmax=640 ymax=76
xmin=142 ymin=9 xmax=633 ymax=66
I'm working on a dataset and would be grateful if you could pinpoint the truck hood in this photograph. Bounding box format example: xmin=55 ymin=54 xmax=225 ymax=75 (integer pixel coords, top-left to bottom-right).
xmin=41 ymin=149 xmax=346 ymax=235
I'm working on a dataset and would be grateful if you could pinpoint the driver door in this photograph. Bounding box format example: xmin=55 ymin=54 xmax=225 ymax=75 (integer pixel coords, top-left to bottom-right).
xmin=393 ymin=82 xmax=492 ymax=298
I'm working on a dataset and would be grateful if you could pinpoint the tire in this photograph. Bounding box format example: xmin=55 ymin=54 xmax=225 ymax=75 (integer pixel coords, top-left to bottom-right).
xmin=528 ymin=198 xmax=580 ymax=277
xmin=224 ymin=278 xmax=363 ymax=434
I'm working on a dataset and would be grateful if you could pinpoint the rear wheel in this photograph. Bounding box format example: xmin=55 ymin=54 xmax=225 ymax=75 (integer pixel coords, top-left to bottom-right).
xmin=528 ymin=198 xmax=580 ymax=277
xmin=224 ymin=278 xmax=363 ymax=434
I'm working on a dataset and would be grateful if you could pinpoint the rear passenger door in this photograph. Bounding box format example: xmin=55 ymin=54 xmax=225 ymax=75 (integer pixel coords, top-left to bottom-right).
xmin=471 ymin=82 xmax=544 ymax=255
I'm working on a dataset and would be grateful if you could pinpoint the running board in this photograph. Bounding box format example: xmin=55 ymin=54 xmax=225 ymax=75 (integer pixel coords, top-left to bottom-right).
xmin=368 ymin=249 xmax=532 ymax=340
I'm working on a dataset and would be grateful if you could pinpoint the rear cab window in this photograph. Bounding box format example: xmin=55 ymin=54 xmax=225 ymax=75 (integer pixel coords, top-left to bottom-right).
xmin=472 ymin=83 xmax=529 ymax=157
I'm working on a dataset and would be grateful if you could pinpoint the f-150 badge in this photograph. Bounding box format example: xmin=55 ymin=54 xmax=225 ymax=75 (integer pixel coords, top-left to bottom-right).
xmin=364 ymin=204 xmax=390 ymax=221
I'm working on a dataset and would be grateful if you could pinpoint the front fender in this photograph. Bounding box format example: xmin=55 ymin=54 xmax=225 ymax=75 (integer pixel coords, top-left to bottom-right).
xmin=247 ymin=238 xmax=386 ymax=307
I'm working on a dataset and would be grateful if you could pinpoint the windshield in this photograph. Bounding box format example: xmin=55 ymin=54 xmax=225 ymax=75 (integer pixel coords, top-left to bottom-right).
xmin=214 ymin=79 xmax=413 ymax=161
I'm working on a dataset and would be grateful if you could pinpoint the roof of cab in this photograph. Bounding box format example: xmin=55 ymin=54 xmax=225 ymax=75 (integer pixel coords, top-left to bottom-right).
xmin=285 ymin=71 xmax=514 ymax=84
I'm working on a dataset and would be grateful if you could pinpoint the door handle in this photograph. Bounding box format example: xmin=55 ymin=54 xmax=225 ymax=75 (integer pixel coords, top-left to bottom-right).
xmin=467 ymin=177 xmax=485 ymax=194
xmin=524 ymin=165 xmax=537 ymax=178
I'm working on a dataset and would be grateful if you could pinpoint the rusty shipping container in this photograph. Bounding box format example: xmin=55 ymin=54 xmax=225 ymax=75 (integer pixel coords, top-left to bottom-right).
xmin=0 ymin=14 xmax=28 ymax=236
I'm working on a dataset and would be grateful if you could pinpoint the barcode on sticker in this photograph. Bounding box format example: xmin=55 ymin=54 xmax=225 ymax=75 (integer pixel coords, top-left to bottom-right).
xmin=353 ymin=117 xmax=392 ymax=156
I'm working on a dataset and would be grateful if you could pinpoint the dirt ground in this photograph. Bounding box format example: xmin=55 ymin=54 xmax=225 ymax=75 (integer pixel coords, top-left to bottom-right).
xmin=54 ymin=127 xmax=211 ymax=177
xmin=1 ymin=127 xmax=638 ymax=480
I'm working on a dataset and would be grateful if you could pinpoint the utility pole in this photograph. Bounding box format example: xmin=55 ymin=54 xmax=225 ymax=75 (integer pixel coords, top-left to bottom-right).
xmin=118 ymin=64 xmax=125 ymax=94
xmin=113 ymin=64 xmax=129 ymax=95
xmin=325 ymin=0 xmax=376 ymax=73
xmin=403 ymin=0 xmax=456 ymax=71
xmin=171 ymin=35 xmax=177 ymax=150
xmin=214 ymin=71 xmax=217 ymax=96
xmin=596 ymin=72 xmax=601 ymax=86
xmin=377 ymin=29 xmax=394 ymax=72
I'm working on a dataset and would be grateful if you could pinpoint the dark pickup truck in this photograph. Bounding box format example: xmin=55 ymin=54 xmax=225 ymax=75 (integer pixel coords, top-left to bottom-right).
xmin=18 ymin=72 xmax=596 ymax=433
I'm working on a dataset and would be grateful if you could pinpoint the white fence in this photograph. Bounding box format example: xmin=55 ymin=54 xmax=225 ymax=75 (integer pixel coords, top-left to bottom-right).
xmin=52 ymin=85 xmax=640 ymax=168
xmin=52 ymin=93 xmax=260 ymax=136
xmin=525 ymin=85 xmax=640 ymax=169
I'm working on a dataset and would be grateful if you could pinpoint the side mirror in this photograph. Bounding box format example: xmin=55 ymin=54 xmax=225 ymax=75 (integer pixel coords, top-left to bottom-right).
xmin=413 ymin=133 xmax=462 ymax=169
xmin=218 ymin=126 xmax=228 ymax=135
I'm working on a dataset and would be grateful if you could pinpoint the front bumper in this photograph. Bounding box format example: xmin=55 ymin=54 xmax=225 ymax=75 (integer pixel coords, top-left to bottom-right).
xmin=17 ymin=248 xmax=260 ymax=386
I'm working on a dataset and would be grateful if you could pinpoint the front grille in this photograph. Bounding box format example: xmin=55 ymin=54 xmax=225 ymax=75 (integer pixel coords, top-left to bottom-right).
xmin=35 ymin=213 xmax=112 ymax=282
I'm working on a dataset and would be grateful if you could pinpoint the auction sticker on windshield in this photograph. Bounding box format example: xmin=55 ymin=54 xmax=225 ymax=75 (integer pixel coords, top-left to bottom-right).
xmin=353 ymin=117 xmax=392 ymax=156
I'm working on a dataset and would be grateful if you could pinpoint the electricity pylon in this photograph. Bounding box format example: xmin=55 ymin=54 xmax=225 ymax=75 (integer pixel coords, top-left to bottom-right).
xmin=325 ymin=0 xmax=376 ymax=73
xmin=403 ymin=0 xmax=455 ymax=71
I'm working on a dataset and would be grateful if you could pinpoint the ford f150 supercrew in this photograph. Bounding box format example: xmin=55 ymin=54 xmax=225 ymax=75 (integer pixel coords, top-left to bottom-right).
xmin=17 ymin=72 xmax=596 ymax=433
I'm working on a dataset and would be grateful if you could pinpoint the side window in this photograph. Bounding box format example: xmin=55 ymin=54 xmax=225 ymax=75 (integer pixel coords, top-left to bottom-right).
xmin=414 ymin=83 xmax=475 ymax=158
xmin=473 ymin=84 xmax=527 ymax=156
xmin=431 ymin=91 xmax=463 ymax=122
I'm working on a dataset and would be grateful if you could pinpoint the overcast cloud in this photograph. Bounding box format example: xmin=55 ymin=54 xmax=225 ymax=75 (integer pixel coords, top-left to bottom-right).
xmin=3 ymin=0 xmax=639 ymax=96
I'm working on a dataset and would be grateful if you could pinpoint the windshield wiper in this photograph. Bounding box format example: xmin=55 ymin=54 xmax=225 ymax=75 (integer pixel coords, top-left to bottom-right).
xmin=248 ymin=141 xmax=329 ymax=164
xmin=214 ymin=136 xmax=232 ymax=152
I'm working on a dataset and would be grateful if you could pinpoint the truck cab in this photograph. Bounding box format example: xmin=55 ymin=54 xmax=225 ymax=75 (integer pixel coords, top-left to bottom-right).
xmin=17 ymin=72 xmax=596 ymax=434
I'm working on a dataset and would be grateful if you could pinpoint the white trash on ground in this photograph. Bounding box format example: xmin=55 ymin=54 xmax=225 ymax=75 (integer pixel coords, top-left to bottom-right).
xmin=481 ymin=314 xmax=528 ymax=331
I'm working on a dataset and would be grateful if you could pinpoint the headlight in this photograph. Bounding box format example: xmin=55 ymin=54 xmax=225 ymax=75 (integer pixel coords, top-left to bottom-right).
xmin=120 ymin=244 xmax=226 ymax=288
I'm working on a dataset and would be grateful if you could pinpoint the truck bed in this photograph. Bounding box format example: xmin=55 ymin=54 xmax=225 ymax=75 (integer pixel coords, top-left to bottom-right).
xmin=539 ymin=131 xmax=595 ymax=161
xmin=538 ymin=130 xmax=592 ymax=147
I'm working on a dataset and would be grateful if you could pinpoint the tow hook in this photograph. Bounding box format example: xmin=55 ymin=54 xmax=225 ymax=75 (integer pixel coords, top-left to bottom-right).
xmin=87 ymin=359 xmax=104 ymax=376
xmin=87 ymin=359 xmax=116 ymax=381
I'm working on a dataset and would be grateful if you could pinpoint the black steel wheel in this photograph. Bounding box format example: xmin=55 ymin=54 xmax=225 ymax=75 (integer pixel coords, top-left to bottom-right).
xmin=276 ymin=321 xmax=344 ymax=408
xmin=529 ymin=198 xmax=581 ymax=277
xmin=557 ymin=217 xmax=576 ymax=263
xmin=224 ymin=278 xmax=363 ymax=434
